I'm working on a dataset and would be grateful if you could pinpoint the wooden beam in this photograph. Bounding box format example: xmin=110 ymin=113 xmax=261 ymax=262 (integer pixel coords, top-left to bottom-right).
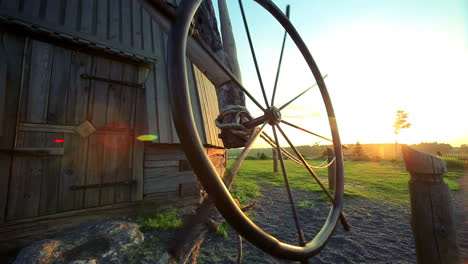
xmin=218 ymin=0 xmax=242 ymax=81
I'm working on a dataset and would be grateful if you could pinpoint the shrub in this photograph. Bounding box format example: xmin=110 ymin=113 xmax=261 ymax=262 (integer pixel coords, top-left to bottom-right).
xmin=258 ymin=152 xmax=269 ymax=160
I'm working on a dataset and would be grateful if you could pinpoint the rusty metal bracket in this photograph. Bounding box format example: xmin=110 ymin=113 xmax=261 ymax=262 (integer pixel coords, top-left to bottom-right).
xmin=69 ymin=180 xmax=136 ymax=190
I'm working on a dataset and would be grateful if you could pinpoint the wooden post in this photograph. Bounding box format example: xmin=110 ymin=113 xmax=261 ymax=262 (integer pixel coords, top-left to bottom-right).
xmin=327 ymin=148 xmax=336 ymax=190
xmin=218 ymin=0 xmax=242 ymax=82
xmin=402 ymin=145 xmax=460 ymax=264
xmin=272 ymin=148 xmax=278 ymax=172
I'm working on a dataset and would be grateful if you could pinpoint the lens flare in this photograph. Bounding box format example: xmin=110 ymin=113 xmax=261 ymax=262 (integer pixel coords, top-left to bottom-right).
xmin=136 ymin=134 xmax=158 ymax=141
xmin=54 ymin=139 xmax=65 ymax=143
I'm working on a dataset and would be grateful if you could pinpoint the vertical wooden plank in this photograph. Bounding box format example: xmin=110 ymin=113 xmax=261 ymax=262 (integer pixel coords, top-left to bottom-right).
xmin=141 ymin=9 xmax=152 ymax=51
xmin=25 ymin=40 xmax=53 ymax=123
xmin=132 ymin=87 xmax=145 ymax=201
xmin=132 ymin=0 xmax=142 ymax=50
xmin=109 ymin=0 xmax=120 ymax=42
xmin=121 ymin=64 xmax=137 ymax=129
xmin=18 ymin=40 xmax=32 ymax=123
xmin=66 ymin=51 xmax=92 ymax=125
xmin=80 ymin=0 xmax=94 ymax=34
xmin=0 ymin=0 xmax=19 ymax=10
xmin=155 ymin=32 xmax=172 ymax=143
xmin=0 ymin=33 xmax=25 ymax=223
xmin=144 ymin=65 xmax=158 ymax=142
xmin=206 ymin=75 xmax=223 ymax=146
xmin=99 ymin=134 xmax=117 ymax=206
xmin=7 ymin=131 xmax=44 ymax=220
xmin=99 ymin=60 xmax=124 ymax=206
xmin=105 ymin=60 xmax=124 ymax=128
xmin=193 ymin=65 xmax=213 ymax=145
xmin=63 ymin=0 xmax=79 ymax=29
xmin=83 ymin=134 xmax=104 ymax=208
xmin=45 ymin=0 xmax=62 ymax=25
xmin=88 ymin=57 xmax=110 ymax=127
xmin=38 ymin=132 xmax=62 ymax=216
xmin=95 ymin=0 xmax=108 ymax=40
xmin=22 ymin=0 xmax=41 ymax=17
xmin=121 ymin=0 xmax=132 ymax=48
xmin=57 ymin=133 xmax=84 ymax=212
xmin=186 ymin=62 xmax=206 ymax=144
xmin=114 ymin=134 xmax=132 ymax=203
xmin=47 ymin=46 xmax=71 ymax=125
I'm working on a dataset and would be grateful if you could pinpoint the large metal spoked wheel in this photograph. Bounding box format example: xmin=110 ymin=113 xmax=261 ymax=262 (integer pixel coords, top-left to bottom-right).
xmin=168 ymin=0 xmax=345 ymax=261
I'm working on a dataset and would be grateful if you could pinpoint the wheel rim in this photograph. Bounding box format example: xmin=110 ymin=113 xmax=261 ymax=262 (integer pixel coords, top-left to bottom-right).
xmin=166 ymin=0 xmax=345 ymax=260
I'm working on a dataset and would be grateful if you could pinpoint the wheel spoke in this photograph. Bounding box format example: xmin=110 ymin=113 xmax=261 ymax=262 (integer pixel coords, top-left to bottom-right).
xmin=271 ymin=5 xmax=290 ymax=106
xmin=238 ymin=0 xmax=270 ymax=108
xmin=278 ymin=74 xmax=328 ymax=110
xmin=280 ymin=120 xmax=333 ymax=142
xmin=227 ymin=121 xmax=268 ymax=188
xmin=276 ymin=124 xmax=350 ymax=230
xmin=272 ymin=126 xmax=306 ymax=246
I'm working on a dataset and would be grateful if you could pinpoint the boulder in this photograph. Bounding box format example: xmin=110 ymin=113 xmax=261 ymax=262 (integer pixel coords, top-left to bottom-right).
xmin=13 ymin=220 xmax=144 ymax=264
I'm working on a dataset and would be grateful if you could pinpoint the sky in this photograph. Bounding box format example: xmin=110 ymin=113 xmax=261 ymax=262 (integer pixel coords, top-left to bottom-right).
xmin=211 ymin=0 xmax=468 ymax=147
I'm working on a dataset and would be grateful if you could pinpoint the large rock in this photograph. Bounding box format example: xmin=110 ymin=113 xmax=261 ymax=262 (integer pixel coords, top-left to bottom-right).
xmin=14 ymin=220 xmax=144 ymax=264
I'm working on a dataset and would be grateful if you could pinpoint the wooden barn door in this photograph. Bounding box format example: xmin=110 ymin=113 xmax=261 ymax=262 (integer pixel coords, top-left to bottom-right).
xmin=5 ymin=39 xmax=145 ymax=221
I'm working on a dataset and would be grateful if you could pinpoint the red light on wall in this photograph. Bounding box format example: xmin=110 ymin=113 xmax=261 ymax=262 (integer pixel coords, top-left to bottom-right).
xmin=54 ymin=139 xmax=65 ymax=143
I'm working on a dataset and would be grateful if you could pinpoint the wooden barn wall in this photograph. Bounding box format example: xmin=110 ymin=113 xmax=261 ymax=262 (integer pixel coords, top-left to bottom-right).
xmin=0 ymin=0 xmax=157 ymax=60
xmin=0 ymin=33 xmax=150 ymax=223
xmin=143 ymin=144 xmax=201 ymax=206
xmin=192 ymin=65 xmax=223 ymax=147
xmin=142 ymin=144 xmax=226 ymax=204
xmin=0 ymin=0 xmax=221 ymax=147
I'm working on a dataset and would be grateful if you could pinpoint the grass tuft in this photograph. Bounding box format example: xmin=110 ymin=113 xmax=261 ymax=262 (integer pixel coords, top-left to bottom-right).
xmin=298 ymin=200 xmax=315 ymax=209
xmin=230 ymin=179 xmax=261 ymax=204
xmin=138 ymin=209 xmax=183 ymax=232
xmin=216 ymin=222 xmax=229 ymax=237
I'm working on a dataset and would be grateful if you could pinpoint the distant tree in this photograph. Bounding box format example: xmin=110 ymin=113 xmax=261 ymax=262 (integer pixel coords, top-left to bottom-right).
xmin=353 ymin=141 xmax=366 ymax=159
xmin=461 ymin=144 xmax=468 ymax=153
xmin=393 ymin=110 xmax=411 ymax=157
xmin=259 ymin=152 xmax=268 ymax=160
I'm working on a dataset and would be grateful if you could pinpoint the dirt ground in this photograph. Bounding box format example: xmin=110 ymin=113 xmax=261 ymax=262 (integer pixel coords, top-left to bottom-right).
xmin=200 ymin=173 xmax=467 ymax=264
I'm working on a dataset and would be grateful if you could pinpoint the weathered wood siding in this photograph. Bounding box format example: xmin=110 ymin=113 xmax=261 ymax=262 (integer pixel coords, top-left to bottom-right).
xmin=192 ymin=65 xmax=223 ymax=147
xmin=143 ymin=144 xmax=201 ymax=205
xmin=0 ymin=0 xmax=222 ymax=147
xmin=0 ymin=0 xmax=157 ymax=60
xmin=143 ymin=143 xmax=226 ymax=205
xmin=0 ymin=35 xmax=147 ymax=222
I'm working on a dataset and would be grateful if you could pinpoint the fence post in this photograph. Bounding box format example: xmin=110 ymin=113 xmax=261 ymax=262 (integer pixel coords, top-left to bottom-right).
xmin=402 ymin=145 xmax=460 ymax=264
xmin=327 ymin=148 xmax=336 ymax=190
xmin=272 ymin=148 xmax=278 ymax=172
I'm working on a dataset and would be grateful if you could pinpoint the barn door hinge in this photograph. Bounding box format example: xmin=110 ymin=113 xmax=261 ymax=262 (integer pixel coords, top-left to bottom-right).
xmin=80 ymin=65 xmax=149 ymax=88
xmin=69 ymin=180 xmax=136 ymax=190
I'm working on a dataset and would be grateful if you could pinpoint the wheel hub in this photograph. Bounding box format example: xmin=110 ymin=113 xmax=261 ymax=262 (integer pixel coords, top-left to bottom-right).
xmin=266 ymin=107 xmax=282 ymax=125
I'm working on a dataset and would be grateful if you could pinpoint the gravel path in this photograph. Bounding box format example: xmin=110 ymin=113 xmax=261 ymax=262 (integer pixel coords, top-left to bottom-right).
xmin=200 ymin=175 xmax=467 ymax=264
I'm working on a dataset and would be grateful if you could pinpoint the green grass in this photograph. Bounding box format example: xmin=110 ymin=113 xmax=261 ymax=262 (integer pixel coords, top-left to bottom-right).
xmin=229 ymin=160 xmax=465 ymax=205
xmin=216 ymin=222 xmax=229 ymax=237
xmin=298 ymin=200 xmax=315 ymax=209
xmin=138 ymin=209 xmax=183 ymax=232
xmin=441 ymin=157 xmax=466 ymax=169
xmin=230 ymin=179 xmax=260 ymax=204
